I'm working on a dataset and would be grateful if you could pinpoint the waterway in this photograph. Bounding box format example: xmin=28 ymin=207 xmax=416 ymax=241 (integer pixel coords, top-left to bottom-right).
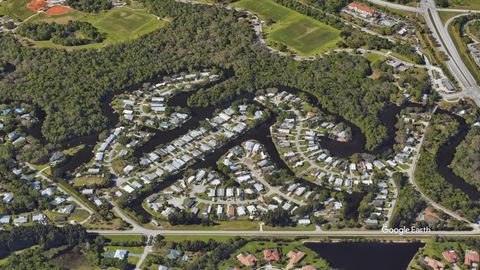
xmin=435 ymin=110 xmax=480 ymax=200
xmin=304 ymin=242 xmax=424 ymax=270
xmin=127 ymin=91 xmax=364 ymax=221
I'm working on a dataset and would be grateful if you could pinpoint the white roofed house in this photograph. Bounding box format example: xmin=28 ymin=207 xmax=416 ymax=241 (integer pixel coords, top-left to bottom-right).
xmin=2 ymin=193 xmax=13 ymax=203
xmin=123 ymin=165 xmax=135 ymax=175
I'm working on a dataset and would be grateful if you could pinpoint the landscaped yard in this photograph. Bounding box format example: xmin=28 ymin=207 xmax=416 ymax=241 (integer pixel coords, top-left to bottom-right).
xmin=68 ymin=208 xmax=90 ymax=223
xmin=219 ymin=240 xmax=330 ymax=269
xmin=104 ymin=245 xmax=145 ymax=265
xmin=0 ymin=0 xmax=35 ymax=21
xmin=28 ymin=7 xmax=167 ymax=49
xmin=232 ymin=0 xmax=341 ymax=55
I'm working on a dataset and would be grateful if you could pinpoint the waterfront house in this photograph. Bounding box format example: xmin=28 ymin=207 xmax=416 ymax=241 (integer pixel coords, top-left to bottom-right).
xmin=286 ymin=250 xmax=306 ymax=269
xmin=424 ymin=257 xmax=444 ymax=270
xmin=442 ymin=249 xmax=459 ymax=263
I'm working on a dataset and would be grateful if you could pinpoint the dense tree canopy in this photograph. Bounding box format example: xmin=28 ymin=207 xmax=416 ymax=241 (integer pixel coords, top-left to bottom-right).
xmin=415 ymin=114 xmax=480 ymax=221
xmin=451 ymin=126 xmax=480 ymax=191
xmin=0 ymin=224 xmax=87 ymax=259
xmin=1 ymin=0 xmax=397 ymax=151
xmin=64 ymin=0 xmax=111 ymax=13
xmin=17 ymin=21 xmax=105 ymax=46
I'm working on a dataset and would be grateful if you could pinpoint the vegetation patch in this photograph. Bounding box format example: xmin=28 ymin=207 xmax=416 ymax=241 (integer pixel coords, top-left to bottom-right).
xmin=17 ymin=21 xmax=105 ymax=46
xmin=467 ymin=19 xmax=480 ymax=41
xmin=65 ymin=0 xmax=111 ymax=13
xmin=72 ymin=176 xmax=107 ymax=187
xmin=436 ymin=0 xmax=480 ymax=10
xmin=28 ymin=7 xmax=167 ymax=49
xmin=451 ymin=126 xmax=480 ymax=192
xmin=0 ymin=0 xmax=36 ymax=21
xmin=414 ymin=113 xmax=480 ymax=221
xmin=449 ymin=15 xmax=480 ymax=84
xmin=232 ymin=0 xmax=341 ymax=55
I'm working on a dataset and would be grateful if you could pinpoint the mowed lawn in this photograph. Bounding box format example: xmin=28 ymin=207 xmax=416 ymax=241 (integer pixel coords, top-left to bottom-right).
xmin=447 ymin=0 xmax=480 ymax=10
xmin=29 ymin=7 xmax=167 ymax=49
xmin=82 ymin=7 xmax=166 ymax=43
xmin=233 ymin=0 xmax=341 ymax=55
xmin=0 ymin=0 xmax=35 ymax=21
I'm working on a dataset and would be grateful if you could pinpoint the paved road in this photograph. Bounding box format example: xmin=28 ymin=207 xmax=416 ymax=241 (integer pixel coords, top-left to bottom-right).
xmin=27 ymin=163 xmax=94 ymax=216
xmin=88 ymin=228 xmax=479 ymax=237
xmin=368 ymin=0 xmax=480 ymax=107
xmin=135 ymin=245 xmax=152 ymax=270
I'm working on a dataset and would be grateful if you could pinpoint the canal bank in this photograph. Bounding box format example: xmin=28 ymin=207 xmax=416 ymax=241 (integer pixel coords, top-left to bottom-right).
xmin=304 ymin=241 xmax=424 ymax=270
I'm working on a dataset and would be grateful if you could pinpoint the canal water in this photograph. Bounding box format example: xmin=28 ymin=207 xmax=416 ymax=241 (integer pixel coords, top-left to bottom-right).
xmin=435 ymin=110 xmax=480 ymax=200
xmin=28 ymin=73 xmax=480 ymax=221
xmin=304 ymin=242 xmax=424 ymax=270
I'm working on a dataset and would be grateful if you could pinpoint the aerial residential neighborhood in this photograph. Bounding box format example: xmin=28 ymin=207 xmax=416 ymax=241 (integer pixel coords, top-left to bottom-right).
xmin=0 ymin=0 xmax=480 ymax=269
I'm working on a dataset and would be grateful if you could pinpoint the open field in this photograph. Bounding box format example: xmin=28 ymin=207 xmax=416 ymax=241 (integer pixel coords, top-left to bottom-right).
xmin=28 ymin=7 xmax=167 ymax=49
xmin=162 ymin=220 xmax=261 ymax=231
xmin=438 ymin=10 xmax=465 ymax=24
xmin=72 ymin=176 xmax=107 ymax=187
xmin=364 ymin=52 xmax=388 ymax=66
xmin=49 ymin=248 xmax=97 ymax=270
xmin=0 ymin=0 xmax=35 ymax=21
xmin=445 ymin=0 xmax=480 ymax=10
xmin=102 ymin=234 xmax=145 ymax=243
xmin=232 ymin=0 xmax=341 ymax=55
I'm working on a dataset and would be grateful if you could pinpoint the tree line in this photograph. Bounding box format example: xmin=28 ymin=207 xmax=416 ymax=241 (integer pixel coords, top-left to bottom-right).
xmin=0 ymin=224 xmax=87 ymax=259
xmin=451 ymin=126 xmax=480 ymax=192
xmin=1 ymin=0 xmax=400 ymax=152
xmin=414 ymin=113 xmax=480 ymax=221
xmin=65 ymin=0 xmax=111 ymax=13
xmin=17 ymin=21 xmax=105 ymax=46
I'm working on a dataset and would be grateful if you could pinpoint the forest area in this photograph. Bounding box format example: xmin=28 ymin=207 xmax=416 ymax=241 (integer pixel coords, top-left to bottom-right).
xmin=1 ymin=0 xmax=400 ymax=152
xmin=451 ymin=127 xmax=480 ymax=192
xmin=414 ymin=114 xmax=480 ymax=221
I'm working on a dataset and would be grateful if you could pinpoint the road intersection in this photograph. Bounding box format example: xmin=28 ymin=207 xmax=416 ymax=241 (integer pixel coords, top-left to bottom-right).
xmin=368 ymin=0 xmax=480 ymax=107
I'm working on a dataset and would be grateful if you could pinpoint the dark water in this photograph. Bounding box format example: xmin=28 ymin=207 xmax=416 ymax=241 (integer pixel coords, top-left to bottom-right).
xmin=435 ymin=110 xmax=480 ymax=200
xmin=0 ymin=62 xmax=15 ymax=75
xmin=304 ymin=242 xmax=424 ymax=270
xmin=54 ymin=90 xmax=120 ymax=176
xmin=128 ymin=105 xmax=364 ymax=221
xmin=278 ymin=86 xmax=424 ymax=158
xmin=20 ymin=72 xmax=425 ymax=220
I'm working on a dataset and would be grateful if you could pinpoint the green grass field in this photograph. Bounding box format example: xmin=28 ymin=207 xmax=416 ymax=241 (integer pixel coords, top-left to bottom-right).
xmin=445 ymin=0 xmax=480 ymax=10
xmin=28 ymin=7 xmax=167 ymax=49
xmin=0 ymin=0 xmax=35 ymax=21
xmin=364 ymin=52 xmax=387 ymax=66
xmin=232 ymin=0 xmax=341 ymax=56
xmin=438 ymin=10 xmax=465 ymax=24
xmin=72 ymin=177 xmax=107 ymax=187
xmin=102 ymin=234 xmax=145 ymax=243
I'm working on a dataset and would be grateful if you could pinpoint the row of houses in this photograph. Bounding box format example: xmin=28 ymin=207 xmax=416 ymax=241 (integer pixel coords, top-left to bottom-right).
xmin=122 ymin=104 xmax=264 ymax=183
xmin=235 ymin=249 xmax=314 ymax=269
